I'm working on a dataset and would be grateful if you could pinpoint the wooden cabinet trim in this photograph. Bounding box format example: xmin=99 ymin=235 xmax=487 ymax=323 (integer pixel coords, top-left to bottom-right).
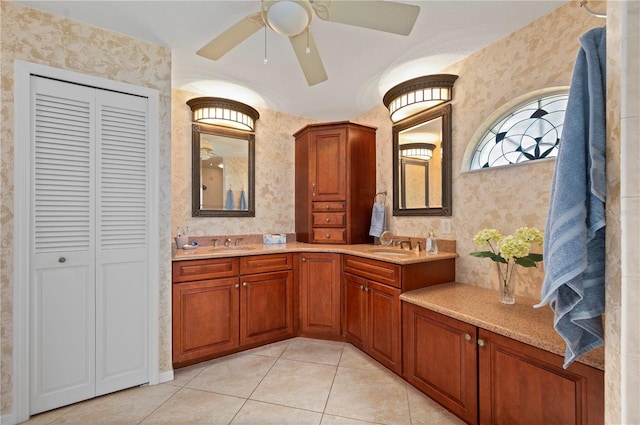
xmin=312 ymin=201 xmax=346 ymax=211
xmin=240 ymin=253 xmax=293 ymax=275
xmin=343 ymin=255 xmax=401 ymax=288
xmin=312 ymin=228 xmax=347 ymax=243
xmin=172 ymin=257 xmax=239 ymax=282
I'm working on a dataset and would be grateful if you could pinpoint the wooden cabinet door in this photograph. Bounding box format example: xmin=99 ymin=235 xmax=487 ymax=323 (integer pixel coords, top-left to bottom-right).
xmin=299 ymin=253 xmax=342 ymax=337
xmin=310 ymin=128 xmax=346 ymax=201
xmin=478 ymin=329 xmax=604 ymax=425
xmin=172 ymin=277 xmax=240 ymax=365
xmin=402 ymin=303 xmax=478 ymax=424
xmin=240 ymin=270 xmax=294 ymax=346
xmin=367 ymin=281 xmax=401 ymax=374
xmin=343 ymin=273 xmax=368 ymax=350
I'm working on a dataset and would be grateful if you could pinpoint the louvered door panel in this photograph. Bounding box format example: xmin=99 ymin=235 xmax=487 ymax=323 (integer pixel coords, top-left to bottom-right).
xmin=30 ymin=77 xmax=96 ymax=415
xmin=95 ymin=90 xmax=149 ymax=395
xmin=98 ymin=97 xmax=148 ymax=250
xmin=34 ymin=89 xmax=93 ymax=253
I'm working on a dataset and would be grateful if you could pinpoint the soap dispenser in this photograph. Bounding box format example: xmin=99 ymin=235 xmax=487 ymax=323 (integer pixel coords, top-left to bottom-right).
xmin=426 ymin=228 xmax=439 ymax=254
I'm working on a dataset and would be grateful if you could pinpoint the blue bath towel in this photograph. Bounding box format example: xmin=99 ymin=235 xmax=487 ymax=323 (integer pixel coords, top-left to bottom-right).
xmin=239 ymin=190 xmax=247 ymax=210
xmin=535 ymin=26 xmax=606 ymax=368
xmin=224 ymin=188 xmax=235 ymax=210
xmin=369 ymin=202 xmax=386 ymax=237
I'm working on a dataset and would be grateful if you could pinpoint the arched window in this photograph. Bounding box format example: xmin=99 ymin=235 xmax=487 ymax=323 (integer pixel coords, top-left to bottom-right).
xmin=468 ymin=90 xmax=568 ymax=170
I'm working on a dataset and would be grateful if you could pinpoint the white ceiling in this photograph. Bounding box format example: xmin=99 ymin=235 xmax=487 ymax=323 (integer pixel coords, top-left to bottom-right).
xmin=14 ymin=0 xmax=568 ymax=121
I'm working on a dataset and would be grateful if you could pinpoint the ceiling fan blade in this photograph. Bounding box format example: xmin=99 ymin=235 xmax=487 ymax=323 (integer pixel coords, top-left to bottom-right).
xmin=314 ymin=1 xmax=420 ymax=36
xmin=289 ymin=30 xmax=328 ymax=86
xmin=197 ymin=13 xmax=265 ymax=60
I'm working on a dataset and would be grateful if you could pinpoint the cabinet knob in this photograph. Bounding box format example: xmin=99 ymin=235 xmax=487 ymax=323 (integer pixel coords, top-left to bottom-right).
xmin=243 ymin=282 xmax=248 ymax=287
xmin=325 ymin=205 xmax=330 ymax=210
xmin=302 ymin=257 xmax=306 ymax=262
xmin=364 ymin=286 xmax=370 ymax=292
xmin=464 ymin=333 xmax=472 ymax=341
xmin=325 ymin=218 xmax=331 ymax=222
xmin=477 ymin=338 xmax=486 ymax=347
xmin=312 ymin=183 xmax=316 ymax=196
xmin=235 ymin=283 xmax=239 ymax=289
xmin=58 ymin=257 xmax=66 ymax=263
xmin=326 ymin=234 xmax=331 ymax=238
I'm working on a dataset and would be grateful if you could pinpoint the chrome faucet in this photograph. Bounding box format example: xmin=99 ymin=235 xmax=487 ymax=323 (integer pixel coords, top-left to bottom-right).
xmin=224 ymin=238 xmax=232 ymax=247
xmin=235 ymin=238 xmax=243 ymax=247
xmin=211 ymin=238 xmax=218 ymax=247
xmin=399 ymin=240 xmax=412 ymax=250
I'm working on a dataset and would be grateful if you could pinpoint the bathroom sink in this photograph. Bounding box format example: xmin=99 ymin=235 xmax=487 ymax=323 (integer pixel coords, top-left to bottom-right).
xmin=366 ymin=248 xmax=415 ymax=257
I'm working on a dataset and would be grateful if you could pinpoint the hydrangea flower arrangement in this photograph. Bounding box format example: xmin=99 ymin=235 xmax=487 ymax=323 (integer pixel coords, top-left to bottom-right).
xmin=471 ymin=227 xmax=543 ymax=303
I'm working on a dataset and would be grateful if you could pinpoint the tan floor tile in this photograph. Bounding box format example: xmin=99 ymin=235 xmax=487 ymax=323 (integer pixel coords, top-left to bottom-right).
xmin=281 ymin=338 xmax=346 ymax=365
xmin=338 ymin=345 xmax=387 ymax=371
xmin=230 ymin=400 xmax=322 ymax=425
xmin=186 ymin=353 xmax=277 ymax=398
xmin=50 ymin=383 xmax=179 ymax=425
xmin=242 ymin=338 xmax=292 ymax=358
xmin=250 ymin=358 xmax=337 ymax=412
xmin=139 ymin=387 xmax=245 ymax=424
xmin=406 ymin=384 xmax=466 ymax=425
xmin=320 ymin=414 xmax=382 ymax=425
xmin=325 ymin=366 xmax=410 ymax=425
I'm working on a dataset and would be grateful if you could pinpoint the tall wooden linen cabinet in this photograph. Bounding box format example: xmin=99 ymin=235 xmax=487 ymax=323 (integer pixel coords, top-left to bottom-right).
xmin=294 ymin=121 xmax=377 ymax=244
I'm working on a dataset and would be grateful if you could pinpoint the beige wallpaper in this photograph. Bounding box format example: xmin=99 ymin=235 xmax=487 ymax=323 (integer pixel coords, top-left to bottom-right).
xmin=0 ymin=2 xmax=173 ymax=416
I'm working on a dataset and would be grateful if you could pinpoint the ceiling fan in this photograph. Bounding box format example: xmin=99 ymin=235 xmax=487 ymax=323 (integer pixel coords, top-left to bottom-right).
xmin=196 ymin=0 xmax=420 ymax=86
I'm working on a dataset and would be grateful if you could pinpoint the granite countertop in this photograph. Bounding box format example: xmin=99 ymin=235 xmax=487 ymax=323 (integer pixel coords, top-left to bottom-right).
xmin=172 ymin=242 xmax=458 ymax=265
xmin=400 ymin=282 xmax=604 ymax=370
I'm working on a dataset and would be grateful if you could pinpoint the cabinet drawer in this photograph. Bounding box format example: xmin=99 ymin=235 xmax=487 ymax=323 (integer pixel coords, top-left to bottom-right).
xmin=312 ymin=212 xmax=346 ymax=227
xmin=172 ymin=257 xmax=239 ymax=283
xmin=240 ymin=253 xmax=293 ymax=275
xmin=312 ymin=201 xmax=346 ymax=211
xmin=312 ymin=228 xmax=347 ymax=243
xmin=343 ymin=255 xmax=401 ymax=288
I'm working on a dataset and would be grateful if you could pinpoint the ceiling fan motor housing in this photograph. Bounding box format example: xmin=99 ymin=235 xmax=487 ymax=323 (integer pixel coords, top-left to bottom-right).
xmin=262 ymin=0 xmax=313 ymax=36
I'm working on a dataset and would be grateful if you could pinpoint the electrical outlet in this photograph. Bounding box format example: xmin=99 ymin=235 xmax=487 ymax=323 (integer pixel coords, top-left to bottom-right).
xmin=442 ymin=219 xmax=452 ymax=235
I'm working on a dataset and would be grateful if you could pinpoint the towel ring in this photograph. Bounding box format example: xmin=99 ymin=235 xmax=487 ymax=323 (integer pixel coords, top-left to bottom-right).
xmin=374 ymin=191 xmax=387 ymax=204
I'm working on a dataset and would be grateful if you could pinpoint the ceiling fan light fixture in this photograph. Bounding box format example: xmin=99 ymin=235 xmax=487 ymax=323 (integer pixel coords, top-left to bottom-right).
xmin=263 ymin=0 xmax=312 ymax=36
xmin=383 ymin=74 xmax=458 ymax=123
xmin=400 ymin=142 xmax=436 ymax=161
xmin=187 ymin=97 xmax=260 ymax=132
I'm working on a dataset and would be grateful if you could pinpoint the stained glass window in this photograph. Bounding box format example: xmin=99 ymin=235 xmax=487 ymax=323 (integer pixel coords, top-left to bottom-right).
xmin=469 ymin=93 xmax=568 ymax=170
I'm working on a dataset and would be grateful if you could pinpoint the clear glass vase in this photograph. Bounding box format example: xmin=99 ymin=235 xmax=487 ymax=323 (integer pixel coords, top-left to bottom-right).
xmin=496 ymin=262 xmax=517 ymax=304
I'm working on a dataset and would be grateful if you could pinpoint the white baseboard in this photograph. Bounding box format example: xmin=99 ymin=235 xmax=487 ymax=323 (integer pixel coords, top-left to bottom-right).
xmin=157 ymin=370 xmax=174 ymax=384
xmin=1 ymin=412 xmax=17 ymax=425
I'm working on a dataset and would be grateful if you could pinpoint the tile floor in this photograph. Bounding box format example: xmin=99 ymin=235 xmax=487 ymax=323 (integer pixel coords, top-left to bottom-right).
xmin=21 ymin=338 xmax=465 ymax=425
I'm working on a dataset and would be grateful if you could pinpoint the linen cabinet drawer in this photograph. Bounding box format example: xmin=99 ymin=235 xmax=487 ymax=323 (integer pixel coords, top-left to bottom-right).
xmin=313 ymin=212 xmax=346 ymax=227
xmin=172 ymin=257 xmax=239 ymax=283
xmin=342 ymin=255 xmax=401 ymax=288
xmin=312 ymin=201 xmax=346 ymax=211
xmin=312 ymin=228 xmax=347 ymax=243
xmin=240 ymin=253 xmax=293 ymax=275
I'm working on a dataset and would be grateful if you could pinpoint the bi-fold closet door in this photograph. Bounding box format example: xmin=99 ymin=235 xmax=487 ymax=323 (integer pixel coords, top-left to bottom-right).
xmin=30 ymin=76 xmax=150 ymax=414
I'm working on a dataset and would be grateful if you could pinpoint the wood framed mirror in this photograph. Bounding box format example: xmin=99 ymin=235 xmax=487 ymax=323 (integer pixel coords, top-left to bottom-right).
xmin=192 ymin=123 xmax=255 ymax=217
xmin=393 ymin=103 xmax=452 ymax=216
